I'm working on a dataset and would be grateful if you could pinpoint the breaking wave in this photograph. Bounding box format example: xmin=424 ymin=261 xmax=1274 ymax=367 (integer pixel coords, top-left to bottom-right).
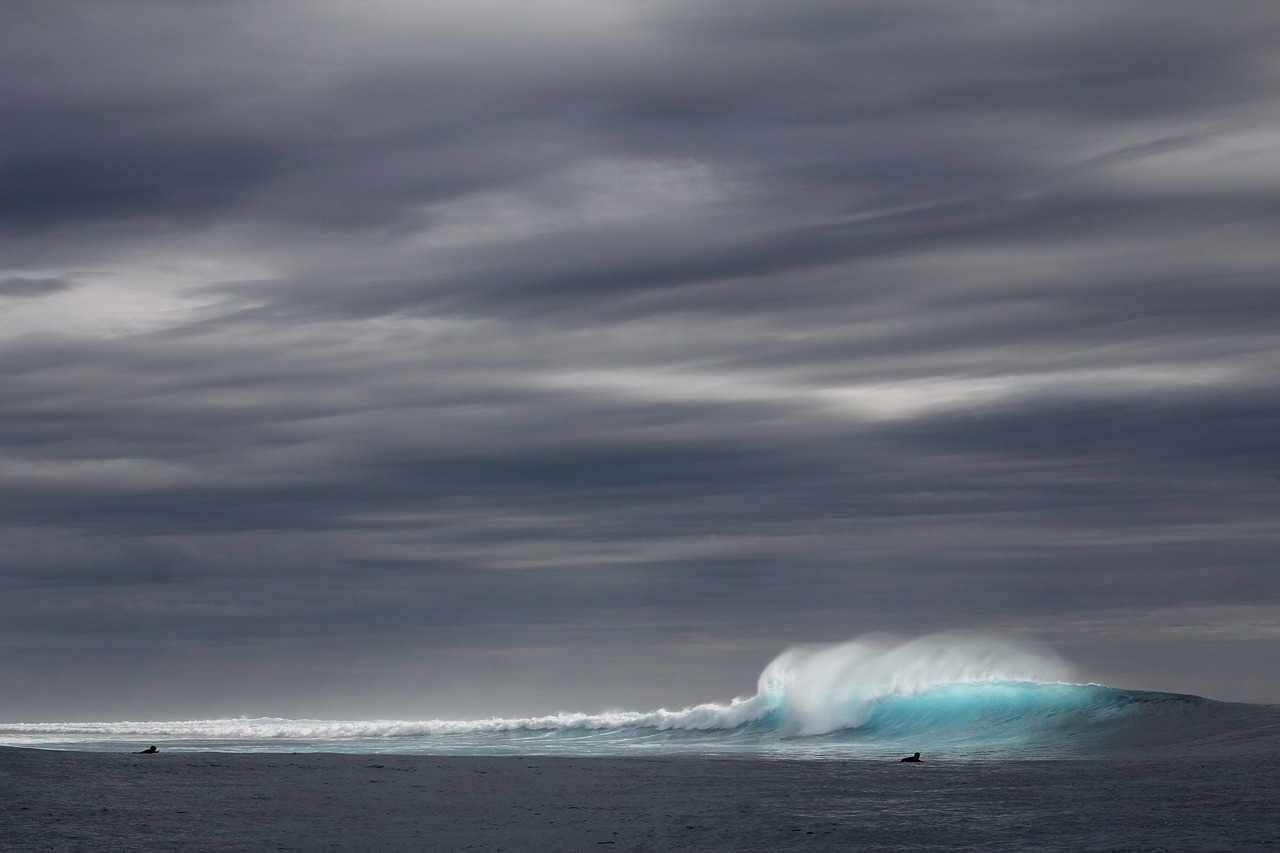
xmin=5 ymin=634 xmax=1277 ymax=758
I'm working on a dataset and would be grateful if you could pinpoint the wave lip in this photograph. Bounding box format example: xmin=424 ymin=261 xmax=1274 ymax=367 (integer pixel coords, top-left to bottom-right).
xmin=756 ymin=633 xmax=1076 ymax=736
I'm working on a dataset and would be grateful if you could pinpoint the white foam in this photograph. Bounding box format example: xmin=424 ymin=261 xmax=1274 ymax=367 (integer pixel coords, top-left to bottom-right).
xmin=758 ymin=633 xmax=1076 ymax=735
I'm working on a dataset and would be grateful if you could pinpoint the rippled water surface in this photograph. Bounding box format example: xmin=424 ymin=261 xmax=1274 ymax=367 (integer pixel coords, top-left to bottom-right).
xmin=2 ymin=748 xmax=1275 ymax=851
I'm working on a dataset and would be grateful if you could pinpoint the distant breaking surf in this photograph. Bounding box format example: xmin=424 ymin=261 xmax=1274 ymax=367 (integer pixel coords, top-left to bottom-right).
xmin=4 ymin=634 xmax=1277 ymax=758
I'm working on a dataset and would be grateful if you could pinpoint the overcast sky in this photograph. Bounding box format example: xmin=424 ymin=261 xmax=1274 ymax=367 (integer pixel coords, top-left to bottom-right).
xmin=3 ymin=0 xmax=1279 ymax=720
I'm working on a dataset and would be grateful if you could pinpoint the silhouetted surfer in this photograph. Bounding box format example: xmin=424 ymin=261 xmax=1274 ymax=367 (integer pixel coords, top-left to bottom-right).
xmin=136 ymin=745 xmax=158 ymax=754
xmin=900 ymin=752 xmax=921 ymax=762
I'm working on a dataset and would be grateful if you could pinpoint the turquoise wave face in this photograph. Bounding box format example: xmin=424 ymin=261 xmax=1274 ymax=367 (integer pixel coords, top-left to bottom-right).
xmin=782 ymin=681 xmax=1184 ymax=755
xmin=834 ymin=681 xmax=1114 ymax=745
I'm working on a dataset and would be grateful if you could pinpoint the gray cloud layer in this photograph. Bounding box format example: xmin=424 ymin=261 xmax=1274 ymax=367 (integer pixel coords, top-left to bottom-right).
xmin=3 ymin=0 xmax=1278 ymax=718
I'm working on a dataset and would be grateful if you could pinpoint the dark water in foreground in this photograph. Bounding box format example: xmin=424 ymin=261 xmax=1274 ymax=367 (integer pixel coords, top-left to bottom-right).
xmin=1 ymin=748 xmax=1276 ymax=851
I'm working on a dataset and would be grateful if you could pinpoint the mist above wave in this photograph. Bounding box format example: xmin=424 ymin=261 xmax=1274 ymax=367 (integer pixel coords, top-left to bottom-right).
xmin=758 ymin=633 xmax=1076 ymax=736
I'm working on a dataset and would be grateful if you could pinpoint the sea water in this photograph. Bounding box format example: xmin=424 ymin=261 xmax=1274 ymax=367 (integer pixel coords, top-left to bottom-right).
xmin=3 ymin=636 xmax=1278 ymax=850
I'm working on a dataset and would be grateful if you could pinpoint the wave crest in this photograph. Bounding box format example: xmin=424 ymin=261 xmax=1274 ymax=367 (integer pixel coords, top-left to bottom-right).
xmin=757 ymin=633 xmax=1075 ymax=735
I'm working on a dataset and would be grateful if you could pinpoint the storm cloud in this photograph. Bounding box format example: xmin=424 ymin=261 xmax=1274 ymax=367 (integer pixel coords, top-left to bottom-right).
xmin=2 ymin=0 xmax=1278 ymax=720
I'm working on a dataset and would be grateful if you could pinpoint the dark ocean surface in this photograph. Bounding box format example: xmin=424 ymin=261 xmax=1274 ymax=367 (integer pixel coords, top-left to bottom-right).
xmin=5 ymin=644 xmax=1278 ymax=849
xmin=2 ymin=747 xmax=1276 ymax=851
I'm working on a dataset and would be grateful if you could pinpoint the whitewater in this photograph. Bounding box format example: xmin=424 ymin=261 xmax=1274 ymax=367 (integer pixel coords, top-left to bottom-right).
xmin=5 ymin=634 xmax=1278 ymax=759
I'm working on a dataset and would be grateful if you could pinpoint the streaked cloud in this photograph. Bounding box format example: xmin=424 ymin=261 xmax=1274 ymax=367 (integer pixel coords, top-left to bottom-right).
xmin=2 ymin=0 xmax=1277 ymax=718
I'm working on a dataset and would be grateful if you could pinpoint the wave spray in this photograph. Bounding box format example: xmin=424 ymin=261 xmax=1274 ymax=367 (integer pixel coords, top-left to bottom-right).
xmin=756 ymin=633 xmax=1075 ymax=736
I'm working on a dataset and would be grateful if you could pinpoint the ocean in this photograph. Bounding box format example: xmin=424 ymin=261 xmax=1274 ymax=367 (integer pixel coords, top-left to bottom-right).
xmin=3 ymin=637 xmax=1278 ymax=849
xmin=4 ymin=635 xmax=1278 ymax=760
xmin=4 ymin=682 xmax=1279 ymax=763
